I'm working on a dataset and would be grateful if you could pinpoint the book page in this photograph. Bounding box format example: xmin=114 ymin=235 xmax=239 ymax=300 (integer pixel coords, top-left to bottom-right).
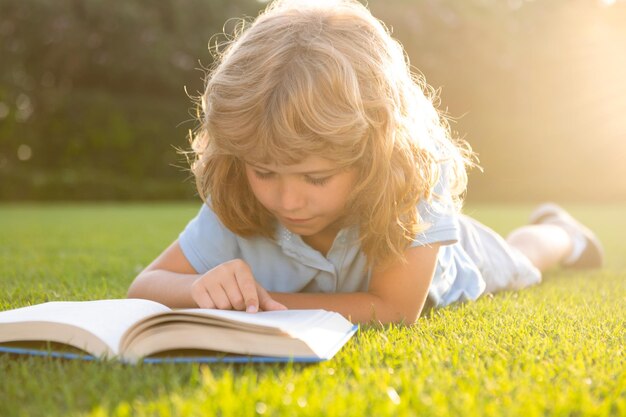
xmin=121 ymin=309 xmax=331 ymax=350
xmin=172 ymin=309 xmax=341 ymax=334
xmin=0 ymin=299 xmax=170 ymax=356
xmin=165 ymin=309 xmax=357 ymax=354
xmin=122 ymin=309 xmax=356 ymax=361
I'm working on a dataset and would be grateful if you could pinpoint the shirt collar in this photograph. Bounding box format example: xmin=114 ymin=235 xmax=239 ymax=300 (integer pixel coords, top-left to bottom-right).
xmin=275 ymin=223 xmax=358 ymax=273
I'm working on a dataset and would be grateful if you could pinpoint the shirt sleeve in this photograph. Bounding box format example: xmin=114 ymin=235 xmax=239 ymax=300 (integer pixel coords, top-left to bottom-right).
xmin=178 ymin=203 xmax=241 ymax=273
xmin=410 ymin=163 xmax=460 ymax=247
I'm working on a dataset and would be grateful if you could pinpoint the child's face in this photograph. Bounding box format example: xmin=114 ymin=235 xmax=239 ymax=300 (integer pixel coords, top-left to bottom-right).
xmin=245 ymin=156 xmax=358 ymax=240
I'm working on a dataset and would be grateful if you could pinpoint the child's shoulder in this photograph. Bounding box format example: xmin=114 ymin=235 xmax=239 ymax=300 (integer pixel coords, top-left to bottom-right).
xmin=187 ymin=202 xmax=276 ymax=243
xmin=182 ymin=202 xmax=239 ymax=243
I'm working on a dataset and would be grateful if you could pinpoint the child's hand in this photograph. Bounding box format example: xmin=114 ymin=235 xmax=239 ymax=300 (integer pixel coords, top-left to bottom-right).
xmin=191 ymin=259 xmax=287 ymax=313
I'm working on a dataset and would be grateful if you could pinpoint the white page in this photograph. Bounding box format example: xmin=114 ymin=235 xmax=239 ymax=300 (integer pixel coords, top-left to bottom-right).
xmin=163 ymin=309 xmax=356 ymax=359
xmin=175 ymin=308 xmax=353 ymax=334
xmin=0 ymin=299 xmax=170 ymax=353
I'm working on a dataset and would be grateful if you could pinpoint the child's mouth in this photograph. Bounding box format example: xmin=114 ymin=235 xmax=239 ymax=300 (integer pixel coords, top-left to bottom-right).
xmin=282 ymin=216 xmax=314 ymax=224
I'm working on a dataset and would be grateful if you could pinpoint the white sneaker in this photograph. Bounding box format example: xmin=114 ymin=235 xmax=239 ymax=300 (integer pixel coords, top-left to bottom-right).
xmin=529 ymin=203 xmax=604 ymax=269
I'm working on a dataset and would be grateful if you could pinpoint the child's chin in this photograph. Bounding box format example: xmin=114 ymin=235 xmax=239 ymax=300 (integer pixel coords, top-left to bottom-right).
xmin=282 ymin=223 xmax=316 ymax=234
xmin=279 ymin=216 xmax=315 ymax=228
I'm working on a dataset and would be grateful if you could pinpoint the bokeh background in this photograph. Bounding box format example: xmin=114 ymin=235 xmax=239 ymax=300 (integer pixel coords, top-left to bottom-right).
xmin=1 ymin=0 xmax=625 ymax=202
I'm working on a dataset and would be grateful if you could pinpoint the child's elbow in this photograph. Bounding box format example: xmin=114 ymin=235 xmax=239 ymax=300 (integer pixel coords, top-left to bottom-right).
xmin=366 ymin=293 xmax=423 ymax=325
xmin=389 ymin=311 xmax=420 ymax=326
xmin=126 ymin=275 xmax=146 ymax=299
xmin=375 ymin=301 xmax=422 ymax=325
xmin=126 ymin=284 xmax=138 ymax=299
xmin=126 ymin=285 xmax=138 ymax=299
xmin=386 ymin=298 xmax=431 ymax=325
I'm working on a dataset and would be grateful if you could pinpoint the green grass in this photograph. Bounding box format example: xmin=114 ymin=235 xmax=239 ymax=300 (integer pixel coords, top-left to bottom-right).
xmin=0 ymin=203 xmax=624 ymax=417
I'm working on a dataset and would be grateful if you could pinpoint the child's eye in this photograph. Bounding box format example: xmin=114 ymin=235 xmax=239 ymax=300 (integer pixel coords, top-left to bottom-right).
xmin=305 ymin=175 xmax=331 ymax=186
xmin=254 ymin=170 xmax=275 ymax=180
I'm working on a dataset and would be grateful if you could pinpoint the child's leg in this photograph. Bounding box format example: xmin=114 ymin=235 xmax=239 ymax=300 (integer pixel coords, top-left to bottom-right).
xmin=505 ymin=203 xmax=603 ymax=272
xmin=427 ymin=204 xmax=603 ymax=308
xmin=506 ymin=224 xmax=572 ymax=272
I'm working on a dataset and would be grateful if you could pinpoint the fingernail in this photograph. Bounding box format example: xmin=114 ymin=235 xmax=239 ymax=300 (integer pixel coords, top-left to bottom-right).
xmin=246 ymin=305 xmax=258 ymax=313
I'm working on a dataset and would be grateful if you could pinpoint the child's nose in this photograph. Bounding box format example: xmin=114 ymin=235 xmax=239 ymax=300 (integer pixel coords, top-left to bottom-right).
xmin=278 ymin=179 xmax=305 ymax=211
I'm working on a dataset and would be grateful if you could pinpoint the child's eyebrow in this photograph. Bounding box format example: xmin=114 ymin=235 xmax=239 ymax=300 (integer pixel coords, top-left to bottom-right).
xmin=246 ymin=162 xmax=339 ymax=175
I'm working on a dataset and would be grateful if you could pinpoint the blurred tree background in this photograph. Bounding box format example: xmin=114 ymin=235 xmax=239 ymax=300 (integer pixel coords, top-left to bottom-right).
xmin=1 ymin=0 xmax=625 ymax=201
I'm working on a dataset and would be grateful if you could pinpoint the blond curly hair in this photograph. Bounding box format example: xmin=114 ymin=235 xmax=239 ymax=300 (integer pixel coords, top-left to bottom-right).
xmin=190 ymin=0 xmax=475 ymax=267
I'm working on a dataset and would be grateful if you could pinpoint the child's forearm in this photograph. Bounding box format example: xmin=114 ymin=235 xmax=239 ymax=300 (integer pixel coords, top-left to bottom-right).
xmin=127 ymin=270 xmax=199 ymax=308
xmin=129 ymin=273 xmax=424 ymax=322
xmin=269 ymin=291 xmax=423 ymax=325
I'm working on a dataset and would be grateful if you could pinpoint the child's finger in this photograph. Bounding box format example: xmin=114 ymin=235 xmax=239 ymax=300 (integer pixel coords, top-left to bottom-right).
xmin=191 ymin=284 xmax=217 ymax=309
xmin=208 ymin=283 xmax=233 ymax=310
xmin=220 ymin=277 xmax=247 ymax=310
xmin=257 ymin=286 xmax=287 ymax=311
xmin=232 ymin=262 xmax=260 ymax=313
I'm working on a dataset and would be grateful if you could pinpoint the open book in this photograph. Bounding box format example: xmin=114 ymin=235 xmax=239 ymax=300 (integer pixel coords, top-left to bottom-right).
xmin=0 ymin=299 xmax=357 ymax=364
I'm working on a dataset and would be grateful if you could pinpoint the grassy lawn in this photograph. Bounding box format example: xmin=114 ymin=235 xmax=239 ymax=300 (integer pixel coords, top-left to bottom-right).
xmin=0 ymin=203 xmax=624 ymax=417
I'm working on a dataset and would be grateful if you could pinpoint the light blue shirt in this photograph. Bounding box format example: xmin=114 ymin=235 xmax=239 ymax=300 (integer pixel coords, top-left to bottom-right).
xmin=179 ymin=206 xmax=484 ymax=308
xmin=178 ymin=168 xmax=485 ymax=307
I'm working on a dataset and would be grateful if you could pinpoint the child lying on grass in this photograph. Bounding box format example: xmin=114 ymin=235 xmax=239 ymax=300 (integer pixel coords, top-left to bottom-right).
xmin=127 ymin=0 xmax=603 ymax=324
